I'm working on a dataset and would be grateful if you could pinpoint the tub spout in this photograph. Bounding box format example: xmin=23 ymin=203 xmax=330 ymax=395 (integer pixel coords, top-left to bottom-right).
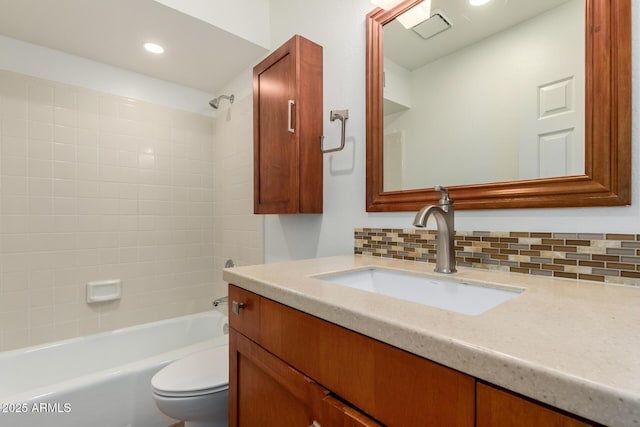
xmin=213 ymin=296 xmax=228 ymax=307
xmin=413 ymin=186 xmax=457 ymax=274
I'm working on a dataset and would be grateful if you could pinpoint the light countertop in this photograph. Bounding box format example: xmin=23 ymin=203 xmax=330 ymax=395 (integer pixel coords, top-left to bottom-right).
xmin=223 ymin=255 xmax=640 ymax=426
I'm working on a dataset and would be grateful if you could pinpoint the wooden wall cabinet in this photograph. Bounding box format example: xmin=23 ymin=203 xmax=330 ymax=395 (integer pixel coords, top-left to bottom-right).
xmin=229 ymin=285 xmax=600 ymax=426
xmin=253 ymin=35 xmax=323 ymax=214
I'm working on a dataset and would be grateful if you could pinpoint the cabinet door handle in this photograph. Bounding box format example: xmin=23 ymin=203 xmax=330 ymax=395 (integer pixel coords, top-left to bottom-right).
xmin=231 ymin=301 xmax=245 ymax=315
xmin=287 ymin=99 xmax=295 ymax=133
xmin=308 ymin=421 xmax=321 ymax=427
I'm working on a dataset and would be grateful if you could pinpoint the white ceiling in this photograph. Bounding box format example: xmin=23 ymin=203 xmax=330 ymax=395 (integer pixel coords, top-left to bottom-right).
xmin=0 ymin=0 xmax=269 ymax=94
xmin=384 ymin=0 xmax=575 ymax=71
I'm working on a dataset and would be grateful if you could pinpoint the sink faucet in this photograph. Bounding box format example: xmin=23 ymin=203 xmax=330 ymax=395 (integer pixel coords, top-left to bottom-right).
xmin=413 ymin=186 xmax=457 ymax=274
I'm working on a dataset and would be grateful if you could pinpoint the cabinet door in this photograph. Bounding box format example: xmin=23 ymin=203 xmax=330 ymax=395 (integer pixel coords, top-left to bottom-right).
xmin=476 ymin=383 xmax=595 ymax=427
xmin=253 ymin=35 xmax=323 ymax=214
xmin=229 ymin=329 xmax=329 ymax=427
xmin=253 ymin=40 xmax=298 ymax=214
xmin=321 ymin=395 xmax=383 ymax=427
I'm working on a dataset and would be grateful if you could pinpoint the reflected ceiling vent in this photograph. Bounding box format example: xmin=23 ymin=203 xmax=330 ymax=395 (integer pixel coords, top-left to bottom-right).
xmin=412 ymin=13 xmax=452 ymax=40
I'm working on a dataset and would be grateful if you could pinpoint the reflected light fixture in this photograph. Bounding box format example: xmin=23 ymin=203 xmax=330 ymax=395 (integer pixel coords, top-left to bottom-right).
xmin=397 ymin=0 xmax=432 ymax=29
xmin=469 ymin=0 xmax=492 ymax=6
xmin=143 ymin=42 xmax=164 ymax=54
xmin=370 ymin=0 xmax=405 ymax=10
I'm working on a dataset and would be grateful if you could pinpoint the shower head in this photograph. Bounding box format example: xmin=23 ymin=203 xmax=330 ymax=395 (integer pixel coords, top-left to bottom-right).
xmin=209 ymin=94 xmax=235 ymax=109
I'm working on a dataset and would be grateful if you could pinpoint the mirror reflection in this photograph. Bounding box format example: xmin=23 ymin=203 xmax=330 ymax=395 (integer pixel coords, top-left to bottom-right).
xmin=382 ymin=0 xmax=585 ymax=192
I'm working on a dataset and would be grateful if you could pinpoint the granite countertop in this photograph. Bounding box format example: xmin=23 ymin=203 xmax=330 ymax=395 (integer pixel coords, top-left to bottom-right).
xmin=223 ymin=255 xmax=640 ymax=426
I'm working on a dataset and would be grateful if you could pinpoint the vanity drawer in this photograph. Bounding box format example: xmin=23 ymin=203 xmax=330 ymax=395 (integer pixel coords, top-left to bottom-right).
xmin=228 ymin=285 xmax=261 ymax=342
xmin=476 ymin=382 xmax=596 ymax=426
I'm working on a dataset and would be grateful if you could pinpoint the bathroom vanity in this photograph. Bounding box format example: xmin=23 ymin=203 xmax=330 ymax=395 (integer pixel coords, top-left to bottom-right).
xmin=224 ymin=256 xmax=640 ymax=426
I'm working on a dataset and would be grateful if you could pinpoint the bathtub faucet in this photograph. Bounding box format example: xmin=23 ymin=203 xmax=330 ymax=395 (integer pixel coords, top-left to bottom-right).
xmin=212 ymin=296 xmax=228 ymax=307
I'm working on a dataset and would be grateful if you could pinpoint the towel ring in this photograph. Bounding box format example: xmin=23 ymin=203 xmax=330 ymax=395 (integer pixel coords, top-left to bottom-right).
xmin=320 ymin=109 xmax=349 ymax=153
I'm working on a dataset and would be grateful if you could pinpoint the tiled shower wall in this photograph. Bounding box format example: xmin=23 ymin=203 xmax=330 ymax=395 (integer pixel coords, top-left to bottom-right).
xmin=211 ymin=95 xmax=264 ymax=295
xmin=355 ymin=228 xmax=640 ymax=287
xmin=0 ymin=70 xmax=216 ymax=351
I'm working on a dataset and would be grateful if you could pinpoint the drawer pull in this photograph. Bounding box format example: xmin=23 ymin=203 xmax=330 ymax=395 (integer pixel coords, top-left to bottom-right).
xmin=232 ymin=301 xmax=245 ymax=315
xmin=309 ymin=421 xmax=321 ymax=427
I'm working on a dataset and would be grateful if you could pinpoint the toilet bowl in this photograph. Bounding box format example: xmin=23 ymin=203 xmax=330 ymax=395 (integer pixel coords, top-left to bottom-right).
xmin=151 ymin=345 xmax=229 ymax=427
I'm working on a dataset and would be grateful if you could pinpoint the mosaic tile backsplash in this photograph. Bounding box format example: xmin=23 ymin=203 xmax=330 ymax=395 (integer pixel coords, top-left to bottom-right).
xmin=355 ymin=228 xmax=640 ymax=287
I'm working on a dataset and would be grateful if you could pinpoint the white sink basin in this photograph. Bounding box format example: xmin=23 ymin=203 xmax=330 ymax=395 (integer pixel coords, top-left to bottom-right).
xmin=318 ymin=268 xmax=522 ymax=315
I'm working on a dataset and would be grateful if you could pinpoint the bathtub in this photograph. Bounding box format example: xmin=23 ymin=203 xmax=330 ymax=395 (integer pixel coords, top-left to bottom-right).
xmin=0 ymin=311 xmax=228 ymax=427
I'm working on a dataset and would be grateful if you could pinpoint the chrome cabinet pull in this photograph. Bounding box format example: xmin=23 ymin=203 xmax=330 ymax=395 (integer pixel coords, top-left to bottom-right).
xmin=287 ymin=99 xmax=295 ymax=133
xmin=231 ymin=301 xmax=245 ymax=315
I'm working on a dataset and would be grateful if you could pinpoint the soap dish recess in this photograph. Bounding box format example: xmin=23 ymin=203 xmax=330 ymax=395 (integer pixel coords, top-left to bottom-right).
xmin=87 ymin=280 xmax=121 ymax=303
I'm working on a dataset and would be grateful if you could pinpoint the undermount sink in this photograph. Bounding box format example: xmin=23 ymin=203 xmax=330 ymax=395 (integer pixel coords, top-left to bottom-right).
xmin=317 ymin=268 xmax=522 ymax=315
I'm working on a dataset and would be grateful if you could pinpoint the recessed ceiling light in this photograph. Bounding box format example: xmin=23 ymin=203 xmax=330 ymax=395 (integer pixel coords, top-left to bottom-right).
xmin=144 ymin=42 xmax=164 ymax=54
xmin=469 ymin=0 xmax=492 ymax=5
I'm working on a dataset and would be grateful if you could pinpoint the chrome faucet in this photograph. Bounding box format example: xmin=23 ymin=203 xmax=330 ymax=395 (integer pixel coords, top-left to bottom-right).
xmin=413 ymin=186 xmax=457 ymax=274
xmin=212 ymin=296 xmax=228 ymax=307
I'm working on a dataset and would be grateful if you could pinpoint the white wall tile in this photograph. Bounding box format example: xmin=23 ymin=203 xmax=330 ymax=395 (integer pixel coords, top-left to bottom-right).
xmin=29 ymin=121 xmax=53 ymax=141
xmin=54 ymin=87 xmax=77 ymax=110
xmin=2 ymin=136 xmax=27 ymax=157
xmin=29 ymin=177 xmax=53 ymax=197
xmin=54 ymin=142 xmax=76 ymax=162
xmin=28 ymin=83 xmax=54 ymax=106
xmin=29 ymin=104 xmax=53 ymax=123
xmin=28 ymin=139 xmax=52 ymax=159
xmin=28 ymin=158 xmax=52 ymax=178
xmin=1 ymin=176 xmax=28 ymax=195
xmin=54 ymin=107 xmax=77 ymax=127
xmin=1 ymin=117 xmax=27 ymax=138
xmin=2 ymin=155 xmax=27 ymax=176
xmin=0 ymin=70 xmax=223 ymax=350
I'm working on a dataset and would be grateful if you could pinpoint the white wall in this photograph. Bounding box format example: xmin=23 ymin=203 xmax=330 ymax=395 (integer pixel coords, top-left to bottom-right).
xmin=0 ymin=35 xmax=214 ymax=116
xmin=154 ymin=0 xmax=270 ymax=49
xmin=263 ymin=0 xmax=640 ymax=263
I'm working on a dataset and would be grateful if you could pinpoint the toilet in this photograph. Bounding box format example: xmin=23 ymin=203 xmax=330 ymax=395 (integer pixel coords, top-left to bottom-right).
xmin=151 ymin=345 xmax=229 ymax=427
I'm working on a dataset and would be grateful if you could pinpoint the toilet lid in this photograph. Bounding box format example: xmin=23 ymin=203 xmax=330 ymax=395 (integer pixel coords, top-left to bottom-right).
xmin=152 ymin=345 xmax=229 ymax=397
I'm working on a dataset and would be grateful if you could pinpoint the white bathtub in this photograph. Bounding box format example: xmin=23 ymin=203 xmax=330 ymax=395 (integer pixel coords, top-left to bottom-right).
xmin=0 ymin=311 xmax=228 ymax=427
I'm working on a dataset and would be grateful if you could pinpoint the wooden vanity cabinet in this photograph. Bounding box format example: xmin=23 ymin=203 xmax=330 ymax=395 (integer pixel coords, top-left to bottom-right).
xmin=253 ymin=34 xmax=323 ymax=214
xmin=229 ymin=285 xmax=599 ymax=426
xmin=229 ymin=285 xmax=474 ymax=426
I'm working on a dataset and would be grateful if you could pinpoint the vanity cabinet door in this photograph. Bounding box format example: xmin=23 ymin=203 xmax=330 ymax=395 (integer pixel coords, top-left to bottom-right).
xmin=229 ymin=329 xmax=329 ymax=427
xmin=321 ymin=395 xmax=383 ymax=427
xmin=229 ymin=328 xmax=382 ymax=427
xmin=476 ymin=383 xmax=595 ymax=427
xmin=253 ymin=34 xmax=323 ymax=214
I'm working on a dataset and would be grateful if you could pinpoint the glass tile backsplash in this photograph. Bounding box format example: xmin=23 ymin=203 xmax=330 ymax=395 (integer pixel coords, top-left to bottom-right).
xmin=355 ymin=228 xmax=640 ymax=286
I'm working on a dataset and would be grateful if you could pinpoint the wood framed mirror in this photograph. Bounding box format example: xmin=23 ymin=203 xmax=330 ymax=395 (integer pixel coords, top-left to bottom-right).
xmin=366 ymin=0 xmax=631 ymax=211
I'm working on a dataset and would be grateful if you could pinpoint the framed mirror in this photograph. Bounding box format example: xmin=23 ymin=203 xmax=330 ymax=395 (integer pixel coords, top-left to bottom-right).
xmin=366 ymin=0 xmax=631 ymax=211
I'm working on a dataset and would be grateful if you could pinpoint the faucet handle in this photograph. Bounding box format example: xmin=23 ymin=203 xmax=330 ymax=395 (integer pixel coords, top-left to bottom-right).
xmin=434 ymin=185 xmax=451 ymax=205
